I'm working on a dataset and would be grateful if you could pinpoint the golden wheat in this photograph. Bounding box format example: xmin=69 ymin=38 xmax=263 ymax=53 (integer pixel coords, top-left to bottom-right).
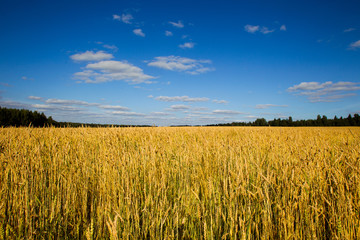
xmin=0 ymin=127 xmax=359 ymax=239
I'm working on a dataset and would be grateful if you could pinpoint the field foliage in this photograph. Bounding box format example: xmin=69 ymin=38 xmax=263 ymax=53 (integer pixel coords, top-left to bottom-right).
xmin=0 ymin=127 xmax=359 ymax=239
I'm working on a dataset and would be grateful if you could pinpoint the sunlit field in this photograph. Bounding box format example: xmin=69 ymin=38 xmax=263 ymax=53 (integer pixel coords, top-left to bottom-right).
xmin=0 ymin=127 xmax=359 ymax=239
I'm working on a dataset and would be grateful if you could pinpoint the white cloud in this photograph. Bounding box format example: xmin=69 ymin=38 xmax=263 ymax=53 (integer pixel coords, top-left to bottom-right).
xmin=169 ymin=20 xmax=184 ymax=28
xmin=179 ymin=42 xmax=195 ymax=49
xmin=167 ymin=105 xmax=191 ymax=111
xmin=22 ymin=76 xmax=34 ymax=81
xmin=245 ymin=25 xmax=275 ymax=34
xmin=32 ymin=96 xmax=133 ymax=113
xmin=149 ymin=112 xmax=171 ymax=116
xmin=288 ymin=81 xmax=360 ymax=102
xmin=113 ymin=13 xmax=133 ymax=24
xmin=260 ymin=27 xmax=275 ymax=34
xmin=344 ymin=28 xmax=356 ymax=33
xmin=98 ymin=105 xmax=130 ymax=111
xmin=147 ymin=56 xmax=214 ymax=74
xmin=133 ymin=29 xmax=145 ymax=37
xmin=187 ymin=67 xmax=213 ymax=75
xmin=28 ymin=96 xmax=42 ymax=100
xmin=213 ymin=110 xmax=243 ymax=115
xmin=113 ymin=14 xmax=121 ymax=20
xmin=165 ymin=31 xmax=173 ymax=36
xmin=192 ymin=107 xmax=209 ymax=111
xmin=103 ymin=44 xmax=118 ymax=51
xmin=45 ymin=98 xmax=97 ymax=106
xmin=0 ymin=100 xmax=31 ymax=109
xmin=255 ymin=104 xmax=288 ymax=109
xmin=155 ymin=96 xmax=209 ymax=102
xmin=349 ymin=40 xmax=360 ymax=49
xmin=32 ymin=104 xmax=83 ymax=112
xmin=244 ymin=25 xmax=259 ymax=33
xmin=70 ymin=51 xmax=114 ymax=62
xmin=245 ymin=115 xmax=258 ymax=119
xmin=280 ymin=25 xmax=287 ymax=31
xmin=212 ymin=99 xmax=228 ymax=104
xmin=288 ymin=81 xmax=333 ymax=91
xmin=31 ymin=104 xmax=52 ymax=109
xmin=112 ymin=111 xmax=145 ymax=116
xmin=74 ymin=60 xmax=155 ymax=84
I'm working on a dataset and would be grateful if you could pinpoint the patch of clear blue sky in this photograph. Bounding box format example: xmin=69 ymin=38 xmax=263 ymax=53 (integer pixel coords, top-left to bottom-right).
xmin=0 ymin=0 xmax=359 ymax=125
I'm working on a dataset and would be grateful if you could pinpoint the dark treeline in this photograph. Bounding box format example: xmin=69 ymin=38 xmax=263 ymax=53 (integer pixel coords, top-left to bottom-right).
xmin=2 ymin=106 xmax=360 ymax=127
xmin=0 ymin=106 xmax=54 ymax=127
xmin=208 ymin=114 xmax=360 ymax=127
xmin=0 ymin=106 xmax=150 ymax=127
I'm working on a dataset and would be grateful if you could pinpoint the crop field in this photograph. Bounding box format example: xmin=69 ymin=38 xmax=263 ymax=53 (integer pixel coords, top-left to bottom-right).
xmin=0 ymin=127 xmax=359 ymax=239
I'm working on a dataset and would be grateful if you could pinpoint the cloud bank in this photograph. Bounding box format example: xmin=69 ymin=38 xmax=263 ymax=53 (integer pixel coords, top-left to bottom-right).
xmin=288 ymin=81 xmax=360 ymax=102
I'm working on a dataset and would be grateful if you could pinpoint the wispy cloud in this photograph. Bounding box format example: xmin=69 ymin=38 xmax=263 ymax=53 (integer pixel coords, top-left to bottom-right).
xmin=113 ymin=13 xmax=133 ymax=24
xmin=255 ymin=104 xmax=288 ymax=109
xmin=280 ymin=25 xmax=287 ymax=31
xmin=133 ymin=29 xmax=145 ymax=37
xmin=155 ymin=96 xmax=209 ymax=102
xmin=0 ymin=82 xmax=12 ymax=87
xmin=179 ymin=42 xmax=195 ymax=49
xmin=167 ymin=105 xmax=191 ymax=111
xmin=165 ymin=31 xmax=173 ymax=36
xmin=113 ymin=14 xmax=121 ymax=20
xmin=103 ymin=44 xmax=118 ymax=51
xmin=28 ymin=96 xmax=43 ymax=100
xmin=95 ymin=42 xmax=118 ymax=52
xmin=245 ymin=25 xmax=275 ymax=34
xmin=212 ymin=99 xmax=228 ymax=104
xmin=213 ymin=110 xmax=244 ymax=115
xmin=98 ymin=105 xmax=130 ymax=111
xmin=0 ymin=100 xmax=31 ymax=109
xmin=147 ymin=56 xmax=214 ymax=75
xmin=112 ymin=111 xmax=144 ymax=116
xmin=71 ymin=51 xmax=114 ymax=61
xmin=45 ymin=98 xmax=98 ymax=106
xmin=1 ymin=97 xmax=149 ymax=124
xmin=260 ymin=27 xmax=275 ymax=34
xmin=344 ymin=28 xmax=356 ymax=33
xmin=22 ymin=76 xmax=34 ymax=81
xmin=288 ymin=81 xmax=333 ymax=91
xmin=288 ymin=81 xmax=360 ymax=102
xmin=27 ymin=96 xmax=132 ymax=114
xmin=349 ymin=40 xmax=360 ymax=50
xmin=32 ymin=104 xmax=83 ymax=112
xmin=74 ymin=60 xmax=155 ymax=84
xmin=244 ymin=25 xmax=259 ymax=33
xmin=169 ymin=20 xmax=184 ymax=28
xmin=149 ymin=112 xmax=172 ymax=116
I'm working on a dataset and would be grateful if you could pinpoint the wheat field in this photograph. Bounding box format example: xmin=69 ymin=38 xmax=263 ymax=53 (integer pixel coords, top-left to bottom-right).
xmin=0 ymin=127 xmax=359 ymax=239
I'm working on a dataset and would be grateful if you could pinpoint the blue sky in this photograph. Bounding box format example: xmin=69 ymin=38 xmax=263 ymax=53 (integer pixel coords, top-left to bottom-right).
xmin=1 ymin=0 xmax=360 ymax=125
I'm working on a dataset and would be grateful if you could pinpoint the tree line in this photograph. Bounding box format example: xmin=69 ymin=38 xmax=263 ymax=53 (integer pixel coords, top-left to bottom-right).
xmin=1 ymin=106 xmax=360 ymax=127
xmin=208 ymin=114 xmax=360 ymax=127
xmin=0 ymin=106 xmax=54 ymax=127
xmin=0 ymin=107 xmax=150 ymax=127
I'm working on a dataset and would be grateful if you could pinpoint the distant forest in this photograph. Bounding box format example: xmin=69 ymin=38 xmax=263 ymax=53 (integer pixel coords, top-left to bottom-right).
xmin=1 ymin=106 xmax=360 ymax=127
xmin=208 ymin=114 xmax=360 ymax=127
xmin=0 ymin=106 xmax=150 ymax=127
